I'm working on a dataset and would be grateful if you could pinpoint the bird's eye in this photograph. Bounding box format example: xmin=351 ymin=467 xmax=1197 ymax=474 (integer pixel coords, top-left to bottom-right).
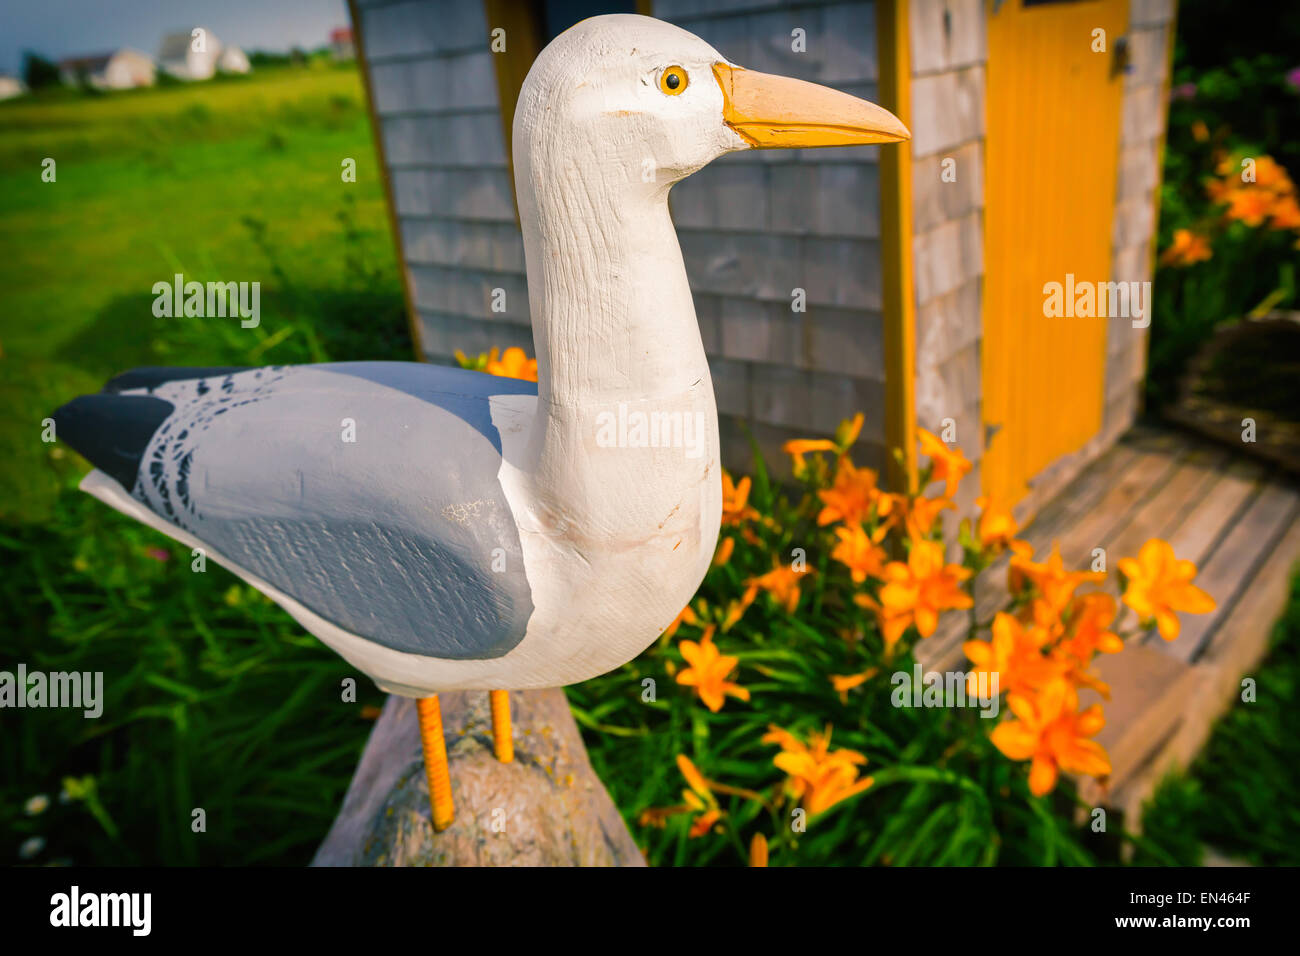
xmin=659 ymin=66 xmax=688 ymax=95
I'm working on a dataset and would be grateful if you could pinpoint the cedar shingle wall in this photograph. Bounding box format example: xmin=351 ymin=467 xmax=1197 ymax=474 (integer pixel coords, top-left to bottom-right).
xmin=356 ymin=0 xmax=535 ymax=365
xmin=907 ymin=0 xmax=986 ymax=519
xmin=355 ymin=0 xmax=888 ymax=477
xmin=659 ymin=0 xmax=886 ymax=474
xmin=1106 ymin=0 xmax=1177 ymax=436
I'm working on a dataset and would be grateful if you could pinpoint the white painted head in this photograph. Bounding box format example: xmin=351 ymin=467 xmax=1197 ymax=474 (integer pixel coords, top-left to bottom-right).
xmin=512 ymin=13 xmax=910 ymax=413
xmin=513 ymin=13 xmax=910 ymax=191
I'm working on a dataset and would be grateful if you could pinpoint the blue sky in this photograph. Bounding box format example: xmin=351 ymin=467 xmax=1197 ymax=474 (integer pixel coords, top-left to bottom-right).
xmin=1 ymin=0 xmax=350 ymax=75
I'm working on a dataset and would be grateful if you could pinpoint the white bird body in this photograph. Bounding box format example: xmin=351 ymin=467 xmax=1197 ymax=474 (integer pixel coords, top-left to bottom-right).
xmin=58 ymin=14 xmax=908 ymax=698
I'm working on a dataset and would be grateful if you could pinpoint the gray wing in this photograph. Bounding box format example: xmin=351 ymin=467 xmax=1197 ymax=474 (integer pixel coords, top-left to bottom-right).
xmin=87 ymin=363 xmax=537 ymax=660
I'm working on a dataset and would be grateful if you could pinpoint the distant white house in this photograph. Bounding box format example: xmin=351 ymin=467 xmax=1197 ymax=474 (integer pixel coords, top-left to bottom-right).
xmin=158 ymin=28 xmax=222 ymax=80
xmin=330 ymin=26 xmax=355 ymax=61
xmin=218 ymin=46 xmax=251 ymax=74
xmin=0 ymin=74 xmax=27 ymax=100
xmin=58 ymin=49 xmax=155 ymax=90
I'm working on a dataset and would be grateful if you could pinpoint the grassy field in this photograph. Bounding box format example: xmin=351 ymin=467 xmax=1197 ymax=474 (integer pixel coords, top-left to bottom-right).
xmin=1 ymin=65 xmax=405 ymax=865
xmin=0 ymin=64 xmax=409 ymax=518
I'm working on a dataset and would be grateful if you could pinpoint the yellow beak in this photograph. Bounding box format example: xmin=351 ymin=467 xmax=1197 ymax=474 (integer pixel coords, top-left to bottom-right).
xmin=713 ymin=62 xmax=910 ymax=149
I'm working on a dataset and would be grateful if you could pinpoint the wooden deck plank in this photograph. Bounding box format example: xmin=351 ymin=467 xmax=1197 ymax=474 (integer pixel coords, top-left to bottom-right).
xmin=1110 ymin=514 xmax=1300 ymax=827
xmin=913 ymin=425 xmax=1300 ymax=824
xmin=1053 ymin=447 xmax=1187 ymax=571
xmin=1097 ymin=448 xmax=1229 ymax=573
xmin=919 ymin=443 xmax=1182 ymax=670
xmin=1077 ymin=645 xmax=1199 ymax=797
xmin=1162 ymin=457 xmax=1265 ymax=567
xmin=1118 ymin=457 xmax=1264 ymax=641
xmin=1095 ymin=448 xmax=1231 ymax=630
xmin=1160 ymin=481 xmax=1300 ymax=663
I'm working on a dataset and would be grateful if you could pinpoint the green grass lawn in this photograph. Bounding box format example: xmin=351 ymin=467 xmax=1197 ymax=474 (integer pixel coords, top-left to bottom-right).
xmin=0 ymin=65 xmax=406 ymax=865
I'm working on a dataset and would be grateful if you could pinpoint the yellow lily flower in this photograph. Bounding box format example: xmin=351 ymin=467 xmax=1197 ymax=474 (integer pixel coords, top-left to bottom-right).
xmin=990 ymin=679 xmax=1111 ymax=796
xmin=676 ymin=635 xmax=750 ymax=712
xmin=1118 ymin=538 xmax=1216 ymax=641
xmin=917 ymin=428 xmax=973 ymax=498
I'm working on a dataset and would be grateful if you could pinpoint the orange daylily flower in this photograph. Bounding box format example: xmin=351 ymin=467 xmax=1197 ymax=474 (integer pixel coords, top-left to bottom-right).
xmin=678 ymin=754 xmax=712 ymax=800
xmin=1212 ymin=155 xmax=1297 ymax=197
xmin=1159 ymin=228 xmax=1213 ymax=267
xmin=749 ymin=833 xmax=769 ymax=867
xmin=917 ymin=428 xmax=973 ymax=498
xmin=762 ymin=723 xmax=874 ymax=815
xmin=1022 ymin=596 xmax=1117 ymax=697
xmin=713 ymin=536 xmax=736 ymax=566
xmin=1118 ymin=538 xmax=1216 ymax=641
xmin=680 ymin=755 xmax=723 ymax=837
xmin=484 ymin=346 xmax=538 ymax=381
xmin=721 ymin=470 xmax=759 ymax=526
xmin=1222 ymin=187 xmax=1274 ymax=226
xmin=899 ymin=493 xmax=955 ymax=540
xmin=637 ymin=755 xmax=720 ymax=834
xmin=742 ymin=563 xmax=809 ymax=615
xmin=1204 ymin=156 xmax=1300 ymax=233
xmin=975 ymin=496 xmax=1018 ymax=551
xmin=686 ymin=808 xmax=722 ymax=838
xmin=783 ymin=438 xmax=837 ymax=474
xmin=830 ymin=668 xmax=878 ymax=703
xmin=676 ymin=635 xmax=750 ymax=712
xmin=1248 ymin=156 xmax=1295 ymax=191
xmin=963 ymin=612 xmax=1064 ymax=698
xmin=856 ymin=539 xmax=973 ymax=647
xmin=990 ymin=679 xmax=1111 ymax=796
xmin=1270 ymin=195 xmax=1300 ymax=230
xmin=831 ymin=524 xmax=888 ymax=583
xmin=663 ymin=603 xmax=698 ymax=639
xmin=1007 ymin=541 xmax=1105 ymax=614
xmin=1058 ymin=592 xmax=1124 ymax=662
xmin=721 ymin=598 xmax=748 ymax=631
xmin=817 ymin=457 xmax=887 ymax=526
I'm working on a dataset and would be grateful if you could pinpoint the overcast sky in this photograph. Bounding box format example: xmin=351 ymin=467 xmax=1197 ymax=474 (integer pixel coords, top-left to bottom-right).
xmin=1 ymin=0 xmax=350 ymax=75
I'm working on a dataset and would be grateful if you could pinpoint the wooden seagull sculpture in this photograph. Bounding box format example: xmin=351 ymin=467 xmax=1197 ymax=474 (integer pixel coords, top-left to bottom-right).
xmin=53 ymin=14 xmax=908 ymax=834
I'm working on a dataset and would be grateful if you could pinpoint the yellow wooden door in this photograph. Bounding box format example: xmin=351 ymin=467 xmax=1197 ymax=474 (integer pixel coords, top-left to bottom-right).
xmin=982 ymin=0 xmax=1128 ymax=509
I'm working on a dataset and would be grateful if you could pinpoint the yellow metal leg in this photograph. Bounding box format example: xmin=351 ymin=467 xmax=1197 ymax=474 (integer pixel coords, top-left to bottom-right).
xmin=416 ymin=695 xmax=454 ymax=831
xmin=489 ymin=689 xmax=513 ymax=763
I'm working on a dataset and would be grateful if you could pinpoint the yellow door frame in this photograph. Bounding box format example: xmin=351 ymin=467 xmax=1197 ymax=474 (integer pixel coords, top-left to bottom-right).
xmin=876 ymin=0 xmax=918 ymax=494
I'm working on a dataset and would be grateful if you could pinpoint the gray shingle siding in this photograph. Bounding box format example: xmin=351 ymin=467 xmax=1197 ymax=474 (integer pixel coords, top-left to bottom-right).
xmin=356 ymin=0 xmax=888 ymax=477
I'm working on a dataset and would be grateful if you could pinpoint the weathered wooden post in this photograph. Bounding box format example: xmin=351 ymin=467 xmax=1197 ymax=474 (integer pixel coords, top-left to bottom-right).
xmin=311 ymin=690 xmax=644 ymax=866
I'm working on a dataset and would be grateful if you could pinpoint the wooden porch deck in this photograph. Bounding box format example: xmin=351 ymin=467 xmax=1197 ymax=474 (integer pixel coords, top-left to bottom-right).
xmin=918 ymin=426 xmax=1300 ymax=827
